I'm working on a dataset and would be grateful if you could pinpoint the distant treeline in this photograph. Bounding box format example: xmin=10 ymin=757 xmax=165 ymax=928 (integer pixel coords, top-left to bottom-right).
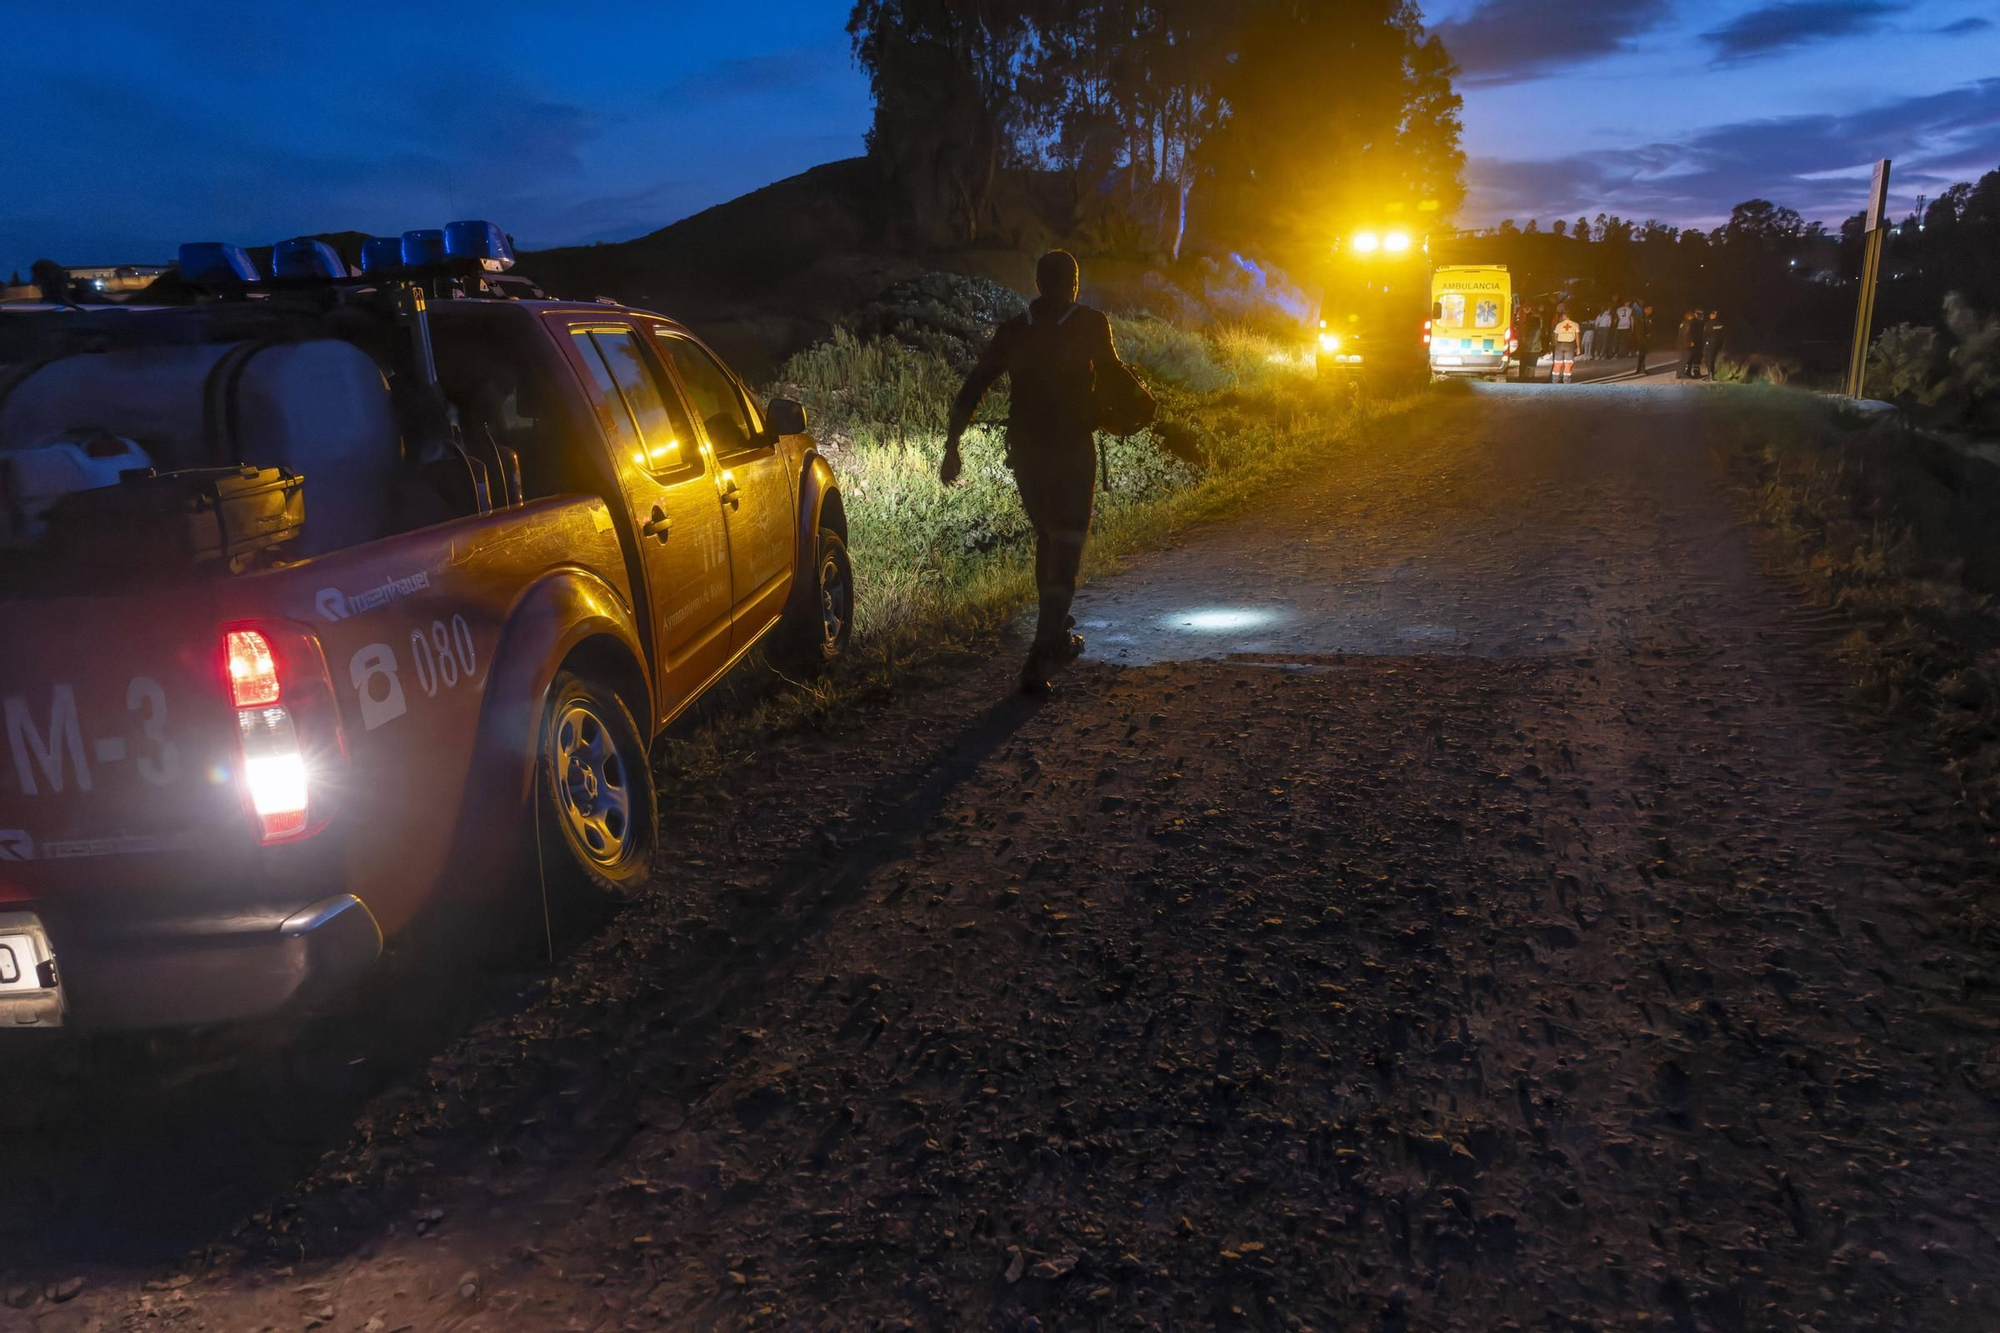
xmin=1452 ymin=173 xmax=2000 ymax=382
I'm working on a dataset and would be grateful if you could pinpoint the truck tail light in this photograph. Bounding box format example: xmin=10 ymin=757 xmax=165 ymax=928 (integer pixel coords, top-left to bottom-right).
xmin=226 ymin=629 xmax=281 ymax=707
xmin=221 ymin=624 xmax=346 ymax=843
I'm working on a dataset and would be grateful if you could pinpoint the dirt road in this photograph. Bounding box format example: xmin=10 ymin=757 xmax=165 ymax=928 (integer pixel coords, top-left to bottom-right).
xmin=10 ymin=386 xmax=2000 ymax=1333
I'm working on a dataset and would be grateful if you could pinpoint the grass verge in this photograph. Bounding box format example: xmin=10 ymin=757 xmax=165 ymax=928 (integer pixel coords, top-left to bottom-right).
xmin=658 ymin=320 xmax=1409 ymax=784
xmin=1722 ymin=389 xmax=2000 ymax=934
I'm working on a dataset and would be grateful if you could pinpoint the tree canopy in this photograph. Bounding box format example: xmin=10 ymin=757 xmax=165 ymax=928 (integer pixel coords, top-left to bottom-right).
xmin=848 ymin=0 xmax=1463 ymax=269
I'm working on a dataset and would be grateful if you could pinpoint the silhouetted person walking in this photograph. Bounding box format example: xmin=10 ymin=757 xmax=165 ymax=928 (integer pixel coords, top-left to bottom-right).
xmin=944 ymin=251 xmax=1128 ymax=692
xmin=1703 ymin=311 xmax=1726 ymax=378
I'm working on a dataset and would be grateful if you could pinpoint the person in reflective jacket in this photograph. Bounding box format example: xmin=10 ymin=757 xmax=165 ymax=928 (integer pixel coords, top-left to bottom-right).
xmin=942 ymin=250 xmax=1126 ymax=693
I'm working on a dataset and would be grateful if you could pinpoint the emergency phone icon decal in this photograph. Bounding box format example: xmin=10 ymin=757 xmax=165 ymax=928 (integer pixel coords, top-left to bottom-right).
xmin=349 ymin=643 xmax=407 ymax=731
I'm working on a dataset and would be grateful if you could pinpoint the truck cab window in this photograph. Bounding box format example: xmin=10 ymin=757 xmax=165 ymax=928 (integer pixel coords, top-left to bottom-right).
xmin=585 ymin=329 xmax=699 ymax=478
xmin=655 ymin=334 xmax=760 ymax=455
xmin=432 ymin=320 xmax=565 ymax=500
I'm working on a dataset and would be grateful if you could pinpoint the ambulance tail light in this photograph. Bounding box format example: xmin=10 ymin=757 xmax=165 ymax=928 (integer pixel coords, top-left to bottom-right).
xmin=220 ymin=625 xmax=346 ymax=843
xmin=1421 ymin=318 xmax=1432 ymax=346
xmin=1506 ymin=327 xmax=1518 ymax=352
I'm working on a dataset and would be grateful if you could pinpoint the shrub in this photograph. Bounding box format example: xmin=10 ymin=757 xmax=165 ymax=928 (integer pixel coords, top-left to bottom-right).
xmin=843 ymin=273 xmax=1027 ymax=368
xmin=1109 ymin=314 xmax=1233 ymax=393
xmin=1717 ymin=352 xmax=1805 ymax=386
xmin=1866 ymin=324 xmax=1946 ymax=404
xmin=770 ymin=328 xmax=975 ymax=445
xmin=1943 ymin=292 xmax=2000 ymax=406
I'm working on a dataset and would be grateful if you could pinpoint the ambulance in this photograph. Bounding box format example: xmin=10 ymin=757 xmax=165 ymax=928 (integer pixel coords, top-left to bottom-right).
xmin=1425 ymin=265 xmax=1515 ymax=380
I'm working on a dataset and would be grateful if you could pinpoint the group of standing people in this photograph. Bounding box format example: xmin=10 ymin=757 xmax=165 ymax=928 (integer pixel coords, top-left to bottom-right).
xmin=1579 ymin=299 xmax=1648 ymax=361
xmin=1512 ymin=296 xmax=1655 ymax=385
xmin=1676 ymin=309 xmax=1726 ymax=379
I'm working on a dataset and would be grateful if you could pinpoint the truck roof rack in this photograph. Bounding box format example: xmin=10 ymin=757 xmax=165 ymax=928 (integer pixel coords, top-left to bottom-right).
xmin=164 ymin=219 xmax=547 ymax=304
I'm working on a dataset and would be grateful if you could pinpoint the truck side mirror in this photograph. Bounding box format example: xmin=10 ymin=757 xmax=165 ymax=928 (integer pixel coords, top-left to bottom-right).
xmin=764 ymin=397 xmax=807 ymax=438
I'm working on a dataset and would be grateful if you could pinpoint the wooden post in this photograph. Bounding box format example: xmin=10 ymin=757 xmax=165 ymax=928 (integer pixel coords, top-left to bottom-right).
xmin=1845 ymin=159 xmax=1892 ymax=398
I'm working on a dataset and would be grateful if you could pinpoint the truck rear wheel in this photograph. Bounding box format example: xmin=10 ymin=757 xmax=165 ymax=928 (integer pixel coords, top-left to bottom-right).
xmin=536 ymin=671 xmax=659 ymax=930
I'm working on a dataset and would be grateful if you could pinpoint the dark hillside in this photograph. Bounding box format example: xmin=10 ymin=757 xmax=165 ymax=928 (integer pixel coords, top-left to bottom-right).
xmin=525 ymin=159 xmax=1040 ymax=377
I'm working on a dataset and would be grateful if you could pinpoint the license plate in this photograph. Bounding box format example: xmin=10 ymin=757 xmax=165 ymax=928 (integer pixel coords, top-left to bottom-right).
xmin=1434 ymin=357 xmax=1463 ymax=366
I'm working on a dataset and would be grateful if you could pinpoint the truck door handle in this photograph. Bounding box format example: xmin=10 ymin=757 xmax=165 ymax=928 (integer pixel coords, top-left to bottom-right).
xmin=642 ymin=505 xmax=672 ymax=542
xmin=720 ymin=477 xmax=741 ymax=510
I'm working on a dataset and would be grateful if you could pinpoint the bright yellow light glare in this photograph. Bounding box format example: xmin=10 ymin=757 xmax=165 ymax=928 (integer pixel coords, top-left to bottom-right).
xmin=1318 ymin=332 xmax=1341 ymax=352
xmin=1350 ymin=232 xmax=1381 ymax=254
xmin=1384 ymin=231 xmax=1412 ymax=253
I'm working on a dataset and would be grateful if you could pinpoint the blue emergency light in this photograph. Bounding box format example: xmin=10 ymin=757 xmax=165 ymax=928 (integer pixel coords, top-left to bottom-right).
xmin=178 ymin=242 xmax=261 ymax=284
xmin=400 ymin=229 xmax=446 ymax=265
xmin=443 ymin=220 xmax=515 ymax=271
xmin=272 ymin=237 xmax=346 ymax=280
xmin=359 ymin=236 xmax=405 ymax=274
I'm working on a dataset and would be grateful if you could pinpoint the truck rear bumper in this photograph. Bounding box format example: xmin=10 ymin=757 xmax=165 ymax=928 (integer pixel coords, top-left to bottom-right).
xmin=4 ymin=893 xmax=383 ymax=1031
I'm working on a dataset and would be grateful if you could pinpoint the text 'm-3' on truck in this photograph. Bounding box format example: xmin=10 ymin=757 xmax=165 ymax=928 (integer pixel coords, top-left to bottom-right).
xmin=0 ymin=223 xmax=852 ymax=1031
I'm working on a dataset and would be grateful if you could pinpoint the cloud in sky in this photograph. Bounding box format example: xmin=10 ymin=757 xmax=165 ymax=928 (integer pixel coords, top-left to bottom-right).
xmin=1701 ymin=1 xmax=1897 ymax=63
xmin=1432 ymin=0 xmax=1675 ymax=84
xmin=0 ymin=1 xmax=873 ymax=271
xmin=1466 ymin=76 xmax=2000 ymax=226
xmin=1936 ymin=16 xmax=1993 ymax=34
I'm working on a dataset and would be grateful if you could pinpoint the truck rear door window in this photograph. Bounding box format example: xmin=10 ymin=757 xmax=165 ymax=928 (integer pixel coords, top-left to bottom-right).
xmin=570 ymin=328 xmax=698 ymax=479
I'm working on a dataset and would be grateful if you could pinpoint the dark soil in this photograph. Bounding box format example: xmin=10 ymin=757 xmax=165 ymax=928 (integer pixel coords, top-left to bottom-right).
xmin=7 ymin=387 xmax=2000 ymax=1333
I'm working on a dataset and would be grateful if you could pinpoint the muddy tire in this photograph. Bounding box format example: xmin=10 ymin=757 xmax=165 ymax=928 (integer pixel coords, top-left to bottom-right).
xmin=779 ymin=526 xmax=854 ymax=673
xmin=535 ymin=672 xmax=658 ymax=933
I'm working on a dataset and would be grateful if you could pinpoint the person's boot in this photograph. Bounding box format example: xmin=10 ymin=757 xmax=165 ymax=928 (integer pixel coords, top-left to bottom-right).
xmin=1020 ymin=643 xmax=1053 ymax=693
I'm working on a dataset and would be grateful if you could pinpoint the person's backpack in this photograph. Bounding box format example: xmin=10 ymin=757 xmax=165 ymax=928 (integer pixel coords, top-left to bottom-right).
xmin=1094 ymin=358 xmax=1156 ymax=437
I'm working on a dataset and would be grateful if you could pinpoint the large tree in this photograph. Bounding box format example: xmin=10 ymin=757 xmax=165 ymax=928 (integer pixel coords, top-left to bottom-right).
xmin=848 ymin=0 xmax=1464 ymax=265
xmin=848 ymin=0 xmax=1036 ymax=247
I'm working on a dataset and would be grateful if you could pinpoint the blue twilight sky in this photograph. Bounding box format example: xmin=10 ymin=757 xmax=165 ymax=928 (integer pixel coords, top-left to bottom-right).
xmin=3 ymin=1 xmax=1998 ymax=273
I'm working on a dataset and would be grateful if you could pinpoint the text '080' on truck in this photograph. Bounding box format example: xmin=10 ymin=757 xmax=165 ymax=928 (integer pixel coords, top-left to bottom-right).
xmin=0 ymin=223 xmax=852 ymax=1031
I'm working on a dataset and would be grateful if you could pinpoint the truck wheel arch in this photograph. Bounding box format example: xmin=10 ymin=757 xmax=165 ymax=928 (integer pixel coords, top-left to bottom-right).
xmin=441 ymin=570 xmax=650 ymax=902
xmin=788 ymin=452 xmax=845 ymax=623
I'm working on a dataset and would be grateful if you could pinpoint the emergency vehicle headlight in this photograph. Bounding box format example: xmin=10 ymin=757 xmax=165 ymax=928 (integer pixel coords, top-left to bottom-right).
xmin=443 ymin=220 xmax=516 ymax=272
xmin=272 ymin=237 xmax=345 ymax=280
xmin=1384 ymin=231 xmax=1412 ymax=253
xmin=178 ymin=242 xmax=261 ymax=284
xmin=401 ymin=229 xmax=447 ymax=265
xmin=360 ymin=236 xmax=405 ymax=274
xmin=1350 ymin=232 xmax=1381 ymax=254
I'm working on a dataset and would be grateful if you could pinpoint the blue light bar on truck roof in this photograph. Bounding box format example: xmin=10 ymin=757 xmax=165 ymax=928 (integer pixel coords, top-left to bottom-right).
xmin=272 ymin=237 xmax=346 ymax=280
xmin=400 ymin=229 xmax=446 ymax=266
xmin=178 ymin=242 xmax=261 ymax=284
xmin=443 ymin=220 xmax=515 ymax=271
xmin=359 ymin=236 xmax=404 ymax=274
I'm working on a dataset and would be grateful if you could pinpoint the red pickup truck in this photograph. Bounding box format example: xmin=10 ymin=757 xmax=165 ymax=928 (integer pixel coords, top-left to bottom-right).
xmin=0 ymin=229 xmax=851 ymax=1030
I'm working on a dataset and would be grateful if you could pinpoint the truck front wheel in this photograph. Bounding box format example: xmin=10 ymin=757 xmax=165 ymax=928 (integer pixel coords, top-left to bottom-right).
xmin=778 ymin=526 xmax=854 ymax=672
xmin=536 ymin=671 xmax=659 ymax=923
